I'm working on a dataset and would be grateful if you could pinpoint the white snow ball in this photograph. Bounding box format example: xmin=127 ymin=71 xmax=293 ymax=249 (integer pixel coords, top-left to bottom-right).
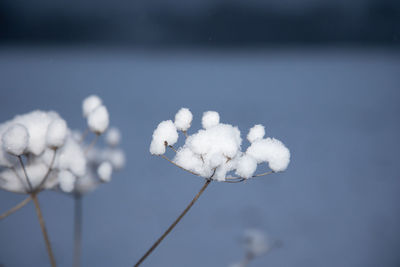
xmin=149 ymin=120 xmax=178 ymax=155
xmin=174 ymin=108 xmax=193 ymax=131
xmin=235 ymin=154 xmax=257 ymax=178
xmin=2 ymin=124 xmax=29 ymax=156
xmin=87 ymin=105 xmax=109 ymax=134
xmin=202 ymin=111 xmax=220 ymax=129
xmin=246 ymin=138 xmax=290 ymax=172
xmin=247 ymin=124 xmax=265 ymax=143
xmin=83 ymin=95 xmax=102 ymax=117
xmin=59 ymin=170 xmax=76 ymax=193
xmin=105 ymin=127 xmax=121 ymax=147
xmin=46 ymin=119 xmax=68 ymax=148
xmin=174 ymin=147 xmax=204 ymax=175
xmin=97 ymin=161 xmax=113 ymax=182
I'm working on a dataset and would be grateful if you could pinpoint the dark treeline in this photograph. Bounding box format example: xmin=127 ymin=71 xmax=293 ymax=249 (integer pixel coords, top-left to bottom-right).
xmin=0 ymin=0 xmax=399 ymax=46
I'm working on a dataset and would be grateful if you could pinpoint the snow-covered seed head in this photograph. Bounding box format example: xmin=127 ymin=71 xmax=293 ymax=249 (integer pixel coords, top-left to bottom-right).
xmin=150 ymin=120 xmax=178 ymax=155
xmin=2 ymin=124 xmax=29 ymax=156
xmin=108 ymin=149 xmax=126 ymax=170
xmin=235 ymin=154 xmax=257 ymax=178
xmin=82 ymin=95 xmax=102 ymax=118
xmin=247 ymin=124 xmax=265 ymax=143
xmin=174 ymin=108 xmax=193 ymax=132
xmin=87 ymin=105 xmax=109 ymax=134
xmin=97 ymin=161 xmax=113 ymax=182
xmin=105 ymin=127 xmax=121 ymax=147
xmin=246 ymin=138 xmax=290 ymax=172
xmin=201 ymin=111 xmax=220 ymax=129
xmin=59 ymin=170 xmax=76 ymax=193
xmin=46 ymin=119 xmax=68 ymax=149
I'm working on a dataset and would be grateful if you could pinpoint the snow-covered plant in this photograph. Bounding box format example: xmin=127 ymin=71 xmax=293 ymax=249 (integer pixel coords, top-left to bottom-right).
xmin=230 ymin=229 xmax=278 ymax=267
xmin=135 ymin=108 xmax=290 ymax=266
xmin=0 ymin=95 xmax=125 ymax=267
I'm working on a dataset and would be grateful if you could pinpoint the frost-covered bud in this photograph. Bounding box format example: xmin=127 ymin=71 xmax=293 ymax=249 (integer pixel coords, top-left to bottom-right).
xmin=97 ymin=161 xmax=113 ymax=182
xmin=88 ymin=105 xmax=109 ymax=134
xmin=2 ymin=124 xmax=29 ymax=156
xmin=59 ymin=170 xmax=76 ymax=193
xmin=235 ymin=154 xmax=257 ymax=178
xmin=46 ymin=119 xmax=67 ymax=148
xmin=247 ymin=124 xmax=265 ymax=143
xmin=83 ymin=95 xmax=102 ymax=118
xmin=174 ymin=108 xmax=193 ymax=131
xmin=105 ymin=127 xmax=121 ymax=147
xmin=246 ymin=138 xmax=290 ymax=172
xmin=149 ymin=120 xmax=178 ymax=155
xmin=202 ymin=111 xmax=220 ymax=129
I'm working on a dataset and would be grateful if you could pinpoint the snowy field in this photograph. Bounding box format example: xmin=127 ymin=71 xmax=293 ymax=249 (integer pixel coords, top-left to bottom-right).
xmin=0 ymin=47 xmax=399 ymax=267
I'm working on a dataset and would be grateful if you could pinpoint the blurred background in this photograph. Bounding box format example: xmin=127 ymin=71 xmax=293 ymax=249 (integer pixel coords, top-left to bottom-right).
xmin=0 ymin=0 xmax=399 ymax=266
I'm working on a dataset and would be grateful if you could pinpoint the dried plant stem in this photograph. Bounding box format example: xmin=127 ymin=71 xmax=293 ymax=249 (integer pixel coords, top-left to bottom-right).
xmin=18 ymin=155 xmax=33 ymax=192
xmin=134 ymin=179 xmax=211 ymax=267
xmin=73 ymin=194 xmax=82 ymax=267
xmin=0 ymin=196 xmax=32 ymax=220
xmin=31 ymin=193 xmax=57 ymax=267
xmin=85 ymin=134 xmax=99 ymax=155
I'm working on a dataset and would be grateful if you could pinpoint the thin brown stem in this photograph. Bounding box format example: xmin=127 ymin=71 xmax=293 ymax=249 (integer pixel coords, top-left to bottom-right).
xmin=134 ymin=179 xmax=212 ymax=267
xmin=73 ymin=194 xmax=82 ymax=267
xmin=160 ymin=155 xmax=200 ymax=177
xmin=168 ymin=145 xmax=177 ymax=153
xmin=37 ymin=148 xmax=58 ymax=191
xmin=85 ymin=134 xmax=99 ymax=155
xmin=80 ymin=128 xmax=89 ymax=144
xmin=31 ymin=193 xmax=57 ymax=267
xmin=18 ymin=155 xmax=33 ymax=192
xmin=0 ymin=196 xmax=32 ymax=220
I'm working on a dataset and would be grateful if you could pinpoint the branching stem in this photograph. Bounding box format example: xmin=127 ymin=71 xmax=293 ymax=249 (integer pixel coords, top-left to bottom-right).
xmin=134 ymin=179 xmax=211 ymax=267
xmin=0 ymin=196 xmax=32 ymax=220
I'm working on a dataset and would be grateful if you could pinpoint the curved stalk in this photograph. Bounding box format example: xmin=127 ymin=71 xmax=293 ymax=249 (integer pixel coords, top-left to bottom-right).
xmin=0 ymin=196 xmax=32 ymax=220
xmin=32 ymin=193 xmax=57 ymax=267
xmin=134 ymin=179 xmax=211 ymax=267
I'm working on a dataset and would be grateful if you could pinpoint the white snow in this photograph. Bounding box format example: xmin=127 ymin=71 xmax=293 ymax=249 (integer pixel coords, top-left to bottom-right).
xmin=150 ymin=120 xmax=178 ymax=155
xmin=201 ymin=111 xmax=220 ymax=129
xmin=151 ymin=108 xmax=291 ymax=181
xmin=97 ymin=161 xmax=113 ymax=182
xmin=2 ymin=124 xmax=29 ymax=156
xmin=105 ymin=127 xmax=121 ymax=147
xmin=59 ymin=170 xmax=76 ymax=193
xmin=243 ymin=229 xmax=270 ymax=256
xmin=82 ymin=95 xmax=102 ymax=118
xmin=87 ymin=105 xmax=109 ymax=134
xmin=247 ymin=124 xmax=265 ymax=143
xmin=46 ymin=119 xmax=68 ymax=148
xmin=246 ymin=138 xmax=290 ymax=172
xmin=174 ymin=108 xmax=193 ymax=131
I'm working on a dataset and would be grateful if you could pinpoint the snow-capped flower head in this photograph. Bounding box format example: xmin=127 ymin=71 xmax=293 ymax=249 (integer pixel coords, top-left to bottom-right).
xmin=150 ymin=120 xmax=178 ymax=155
xmin=243 ymin=229 xmax=270 ymax=257
xmin=58 ymin=170 xmax=76 ymax=193
xmin=105 ymin=127 xmax=121 ymax=147
xmin=2 ymin=124 xmax=29 ymax=156
xmin=87 ymin=105 xmax=109 ymax=135
xmin=202 ymin=111 xmax=220 ymax=129
xmin=46 ymin=118 xmax=68 ymax=149
xmin=150 ymin=108 xmax=290 ymax=182
xmin=174 ymin=108 xmax=193 ymax=132
xmin=247 ymin=124 xmax=265 ymax=143
xmin=82 ymin=95 xmax=102 ymax=118
xmin=97 ymin=161 xmax=113 ymax=182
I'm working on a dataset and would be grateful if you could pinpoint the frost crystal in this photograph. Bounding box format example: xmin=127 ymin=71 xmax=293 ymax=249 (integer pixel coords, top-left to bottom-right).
xmin=150 ymin=108 xmax=290 ymax=182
